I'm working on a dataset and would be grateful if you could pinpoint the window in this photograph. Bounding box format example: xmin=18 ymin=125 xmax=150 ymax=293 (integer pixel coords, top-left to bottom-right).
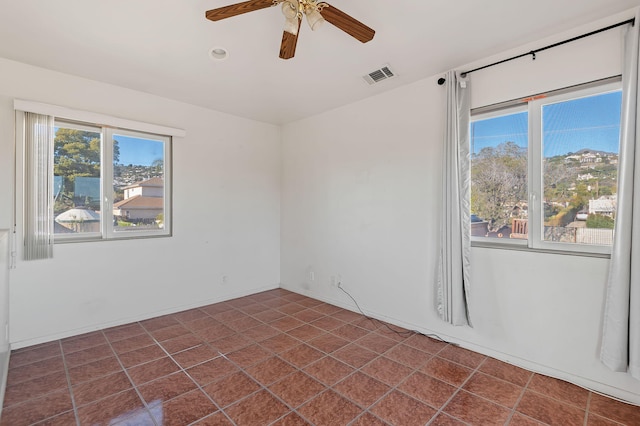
xmin=470 ymin=80 xmax=621 ymax=254
xmin=53 ymin=120 xmax=171 ymax=241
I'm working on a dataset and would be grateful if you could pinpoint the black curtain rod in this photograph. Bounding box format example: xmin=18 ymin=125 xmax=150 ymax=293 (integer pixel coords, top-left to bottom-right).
xmin=437 ymin=17 xmax=635 ymax=85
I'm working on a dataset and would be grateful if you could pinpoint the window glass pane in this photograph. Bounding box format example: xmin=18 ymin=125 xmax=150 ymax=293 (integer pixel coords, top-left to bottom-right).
xmin=112 ymin=133 xmax=166 ymax=232
xmin=542 ymin=91 xmax=621 ymax=246
xmin=53 ymin=126 xmax=102 ymax=235
xmin=470 ymin=111 xmax=528 ymax=239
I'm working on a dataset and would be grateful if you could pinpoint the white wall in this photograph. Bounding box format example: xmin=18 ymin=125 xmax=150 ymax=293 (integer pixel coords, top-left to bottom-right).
xmin=0 ymin=230 xmax=9 ymax=412
xmin=281 ymin=12 xmax=640 ymax=403
xmin=0 ymin=58 xmax=282 ymax=348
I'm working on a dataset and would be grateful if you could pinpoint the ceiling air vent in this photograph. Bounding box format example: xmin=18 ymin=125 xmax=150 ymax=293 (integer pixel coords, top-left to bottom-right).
xmin=363 ymin=64 xmax=396 ymax=85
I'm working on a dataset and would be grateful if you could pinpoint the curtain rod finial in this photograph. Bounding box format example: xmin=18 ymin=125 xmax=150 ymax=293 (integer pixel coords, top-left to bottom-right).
xmin=437 ymin=77 xmax=446 ymax=85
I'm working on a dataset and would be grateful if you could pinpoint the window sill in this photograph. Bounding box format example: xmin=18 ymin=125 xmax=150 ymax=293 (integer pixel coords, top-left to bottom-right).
xmin=470 ymin=240 xmax=611 ymax=259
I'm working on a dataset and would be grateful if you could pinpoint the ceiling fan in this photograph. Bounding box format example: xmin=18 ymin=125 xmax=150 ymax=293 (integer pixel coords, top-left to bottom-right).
xmin=205 ymin=0 xmax=375 ymax=59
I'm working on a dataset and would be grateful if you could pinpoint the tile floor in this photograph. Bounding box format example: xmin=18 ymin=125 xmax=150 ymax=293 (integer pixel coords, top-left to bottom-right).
xmin=2 ymin=289 xmax=639 ymax=426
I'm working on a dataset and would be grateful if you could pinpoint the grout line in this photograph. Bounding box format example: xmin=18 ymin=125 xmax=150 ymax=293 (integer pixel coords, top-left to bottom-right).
xmin=503 ymin=370 xmax=534 ymax=426
xmin=58 ymin=340 xmax=81 ymax=426
xmin=103 ymin=326 xmax=160 ymax=426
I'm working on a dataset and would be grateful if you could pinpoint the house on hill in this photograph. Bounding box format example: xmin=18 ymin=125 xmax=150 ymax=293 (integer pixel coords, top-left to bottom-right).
xmin=113 ymin=177 xmax=163 ymax=221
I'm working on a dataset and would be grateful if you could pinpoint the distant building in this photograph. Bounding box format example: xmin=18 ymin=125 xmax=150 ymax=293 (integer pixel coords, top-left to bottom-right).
xmin=113 ymin=177 xmax=163 ymax=221
xmin=588 ymin=195 xmax=616 ymax=217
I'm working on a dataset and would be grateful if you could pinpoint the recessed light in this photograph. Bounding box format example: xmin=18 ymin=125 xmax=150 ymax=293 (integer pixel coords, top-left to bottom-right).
xmin=209 ymin=47 xmax=229 ymax=61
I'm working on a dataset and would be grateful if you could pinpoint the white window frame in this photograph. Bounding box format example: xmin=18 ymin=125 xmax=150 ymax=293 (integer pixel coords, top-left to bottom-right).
xmin=470 ymin=78 xmax=621 ymax=256
xmin=15 ymin=100 xmax=182 ymax=247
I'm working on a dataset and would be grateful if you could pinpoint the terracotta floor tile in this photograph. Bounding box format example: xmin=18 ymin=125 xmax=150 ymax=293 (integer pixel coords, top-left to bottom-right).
xmin=192 ymin=411 xmax=234 ymax=425
xmin=384 ymin=343 xmax=431 ymax=369
xmin=149 ymin=389 xmax=217 ymax=426
xmin=291 ymin=308 xmax=325 ymax=323
xmin=117 ymin=344 xmax=167 ymax=369
xmin=430 ymin=413 xmax=468 ymax=425
xmin=303 ymin=356 xmax=355 ymax=386
xmin=3 ymin=370 xmax=68 ymax=407
xmin=271 ymin=412 xmax=311 ymax=425
xmin=0 ymin=388 xmax=72 ymax=426
xmin=286 ymin=324 xmax=324 ymax=341
xmin=195 ymin=323 xmax=235 ymax=342
xmin=172 ymin=344 xmax=219 ymax=368
xmin=127 ymin=356 xmax=180 ymax=386
xmin=269 ymin=371 xmax=327 ymax=408
xmin=187 ymin=356 xmax=239 ymax=386
xmin=421 ymin=356 xmax=472 ymax=386
xmin=334 ymin=372 xmax=391 ymax=408
xmin=140 ymin=314 xmax=181 ymax=332
xmin=252 ymin=309 xmax=287 ymax=323
xmin=438 ymin=344 xmax=487 ymax=369
xmin=225 ymin=390 xmax=290 ymax=426
xmin=398 ymin=372 xmax=457 ymax=409
xmin=516 ymin=390 xmax=586 ymax=425
xmin=404 ymin=334 xmax=448 ymax=354
xmin=111 ymin=334 xmax=156 ymax=355
xmin=444 ymin=390 xmax=511 ymax=425
xmin=138 ymin=371 xmax=198 ymax=405
xmin=103 ymin=323 xmax=147 ymax=342
xmin=332 ymin=323 xmax=370 ymax=341
xmin=271 ymin=316 xmax=306 ymax=332
xmin=160 ymin=333 xmax=205 ymax=354
xmin=356 ymin=333 xmax=398 ymax=354
xmin=238 ymin=302 xmax=270 ymax=315
xmin=528 ymin=373 xmax=589 ymax=409
xmin=150 ymin=324 xmax=191 ymax=342
xmin=588 ymin=392 xmax=640 ymax=425
xmin=370 ymin=390 xmax=437 ymax=426
xmin=67 ymin=356 xmax=122 ymax=385
xmin=72 ymin=371 xmax=133 ymax=407
xmin=463 ymin=371 xmax=523 ymax=408
xmin=5 ymin=290 xmax=637 ymax=426
xmin=242 ymin=324 xmax=280 ymax=342
xmin=8 ymin=343 xmax=61 ymax=369
xmin=332 ymin=343 xmax=378 ymax=368
xmin=227 ymin=316 xmax=262 ymax=332
xmin=61 ymin=331 xmax=108 ymax=354
xmin=479 ymin=357 xmax=533 ymax=386
xmin=212 ymin=308 xmax=248 ymax=323
xmin=76 ymin=389 xmax=146 ymax=425
xmin=226 ymin=343 xmax=271 ymax=368
xmin=171 ymin=308 xmax=209 ymax=323
xmin=203 ymin=371 xmax=261 ymax=408
xmin=260 ymin=333 xmax=300 ymax=353
xmin=245 ymin=356 xmax=297 ymax=385
xmin=210 ymin=333 xmax=252 ymax=353
xmin=298 ymin=389 xmax=363 ymax=426
xmin=331 ymin=309 xmax=363 ymax=324
xmin=310 ymin=316 xmax=345 ymax=331
xmin=7 ymin=356 xmax=65 ymax=385
xmin=279 ymin=344 xmax=324 ymax=368
xmin=361 ymin=356 xmax=413 ymax=386
xmin=308 ymin=333 xmax=350 ymax=353
xmin=277 ymin=302 xmax=307 ymax=315
xmin=509 ymin=412 xmax=548 ymax=425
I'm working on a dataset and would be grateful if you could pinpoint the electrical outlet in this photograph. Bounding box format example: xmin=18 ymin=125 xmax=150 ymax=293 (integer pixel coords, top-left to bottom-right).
xmin=222 ymin=275 xmax=228 ymax=285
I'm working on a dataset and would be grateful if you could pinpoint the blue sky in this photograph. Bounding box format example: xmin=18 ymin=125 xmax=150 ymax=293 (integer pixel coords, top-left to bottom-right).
xmin=114 ymin=134 xmax=164 ymax=166
xmin=471 ymin=90 xmax=622 ymax=157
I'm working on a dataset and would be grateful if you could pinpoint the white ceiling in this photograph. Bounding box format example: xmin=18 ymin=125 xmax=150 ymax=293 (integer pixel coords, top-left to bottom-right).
xmin=1 ymin=0 xmax=639 ymax=124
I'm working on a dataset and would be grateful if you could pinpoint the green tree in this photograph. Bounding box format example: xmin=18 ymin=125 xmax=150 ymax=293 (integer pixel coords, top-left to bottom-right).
xmin=471 ymin=141 xmax=527 ymax=232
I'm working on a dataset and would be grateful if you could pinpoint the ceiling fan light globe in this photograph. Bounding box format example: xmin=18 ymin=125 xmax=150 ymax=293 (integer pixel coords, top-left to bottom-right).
xmin=305 ymin=8 xmax=324 ymax=31
xmin=281 ymin=1 xmax=298 ymax=19
xmin=283 ymin=17 xmax=299 ymax=35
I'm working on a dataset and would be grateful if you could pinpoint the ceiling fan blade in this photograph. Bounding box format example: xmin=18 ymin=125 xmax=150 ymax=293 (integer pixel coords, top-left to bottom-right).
xmin=205 ymin=0 xmax=276 ymax=21
xmin=279 ymin=20 xmax=301 ymax=59
xmin=320 ymin=4 xmax=375 ymax=43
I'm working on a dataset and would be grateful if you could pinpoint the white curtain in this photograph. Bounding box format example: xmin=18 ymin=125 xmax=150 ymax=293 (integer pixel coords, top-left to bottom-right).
xmin=23 ymin=112 xmax=55 ymax=261
xmin=436 ymin=70 xmax=472 ymax=326
xmin=600 ymin=18 xmax=640 ymax=379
